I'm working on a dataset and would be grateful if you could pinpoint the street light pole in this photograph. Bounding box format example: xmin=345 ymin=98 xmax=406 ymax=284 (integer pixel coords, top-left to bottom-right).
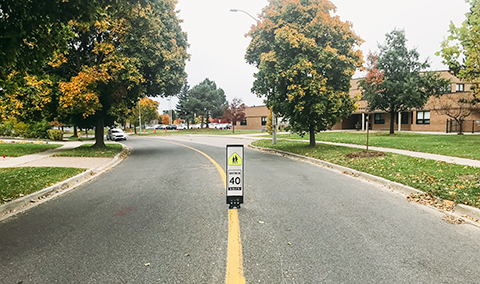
xmin=272 ymin=112 xmax=277 ymax=144
xmin=230 ymin=9 xmax=258 ymax=21
xmin=230 ymin=8 xmax=279 ymax=145
xmin=138 ymin=99 xmax=142 ymax=134
xmin=167 ymin=98 xmax=172 ymax=124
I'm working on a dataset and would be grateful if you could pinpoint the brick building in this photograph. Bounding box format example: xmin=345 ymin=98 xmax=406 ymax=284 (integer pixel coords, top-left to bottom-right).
xmin=332 ymin=71 xmax=480 ymax=133
xmin=233 ymin=105 xmax=269 ymax=131
xmin=238 ymin=71 xmax=480 ymax=132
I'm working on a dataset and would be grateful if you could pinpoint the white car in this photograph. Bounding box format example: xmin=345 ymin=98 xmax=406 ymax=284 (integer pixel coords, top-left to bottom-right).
xmin=176 ymin=124 xmax=187 ymax=130
xmin=107 ymin=128 xmax=127 ymax=141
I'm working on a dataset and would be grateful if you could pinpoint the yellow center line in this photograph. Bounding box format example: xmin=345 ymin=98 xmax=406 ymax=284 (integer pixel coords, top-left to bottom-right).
xmin=162 ymin=141 xmax=246 ymax=284
xmin=226 ymin=209 xmax=246 ymax=284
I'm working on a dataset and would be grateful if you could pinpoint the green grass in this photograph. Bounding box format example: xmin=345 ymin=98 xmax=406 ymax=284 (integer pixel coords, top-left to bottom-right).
xmin=253 ymin=139 xmax=480 ymax=208
xmin=0 ymin=167 xmax=85 ymax=203
xmin=0 ymin=143 xmax=61 ymax=157
xmin=131 ymin=128 xmax=263 ymax=136
xmin=274 ymin=131 xmax=480 ymax=160
xmin=53 ymin=143 xmax=123 ymax=157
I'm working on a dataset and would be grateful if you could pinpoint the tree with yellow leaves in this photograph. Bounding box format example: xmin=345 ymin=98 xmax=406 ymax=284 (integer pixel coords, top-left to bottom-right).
xmin=54 ymin=0 xmax=188 ymax=148
xmin=246 ymin=0 xmax=363 ymax=146
xmin=128 ymin=97 xmax=160 ymax=129
xmin=162 ymin=114 xmax=170 ymax=125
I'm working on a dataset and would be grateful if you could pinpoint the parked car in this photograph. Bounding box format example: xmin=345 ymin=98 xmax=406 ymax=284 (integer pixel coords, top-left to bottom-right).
xmin=107 ymin=128 xmax=127 ymax=141
xmin=166 ymin=124 xmax=177 ymax=130
xmin=215 ymin=123 xmax=231 ymax=130
xmin=176 ymin=124 xmax=187 ymax=130
xmin=155 ymin=125 xmax=166 ymax=129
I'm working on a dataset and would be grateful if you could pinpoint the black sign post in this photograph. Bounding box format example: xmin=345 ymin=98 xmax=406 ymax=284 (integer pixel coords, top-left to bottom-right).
xmin=226 ymin=145 xmax=244 ymax=209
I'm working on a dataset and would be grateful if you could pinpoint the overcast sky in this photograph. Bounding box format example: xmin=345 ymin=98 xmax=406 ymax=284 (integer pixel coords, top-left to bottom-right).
xmin=155 ymin=0 xmax=470 ymax=112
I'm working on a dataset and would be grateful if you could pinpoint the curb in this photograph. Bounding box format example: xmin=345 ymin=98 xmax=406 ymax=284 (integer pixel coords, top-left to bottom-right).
xmin=247 ymin=144 xmax=480 ymax=225
xmin=0 ymin=144 xmax=129 ymax=222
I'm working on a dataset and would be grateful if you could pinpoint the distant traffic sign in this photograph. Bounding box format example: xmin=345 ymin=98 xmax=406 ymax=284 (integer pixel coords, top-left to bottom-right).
xmin=226 ymin=145 xmax=244 ymax=209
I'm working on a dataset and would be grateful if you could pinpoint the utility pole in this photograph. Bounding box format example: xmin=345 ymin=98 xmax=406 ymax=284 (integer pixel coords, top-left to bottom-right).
xmin=272 ymin=111 xmax=277 ymax=144
xmin=138 ymin=99 xmax=142 ymax=134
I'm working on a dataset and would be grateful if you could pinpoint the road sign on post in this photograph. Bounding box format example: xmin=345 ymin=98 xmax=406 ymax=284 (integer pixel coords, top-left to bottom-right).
xmin=226 ymin=145 xmax=244 ymax=209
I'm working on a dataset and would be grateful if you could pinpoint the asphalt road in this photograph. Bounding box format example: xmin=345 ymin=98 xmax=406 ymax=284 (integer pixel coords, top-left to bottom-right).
xmin=2 ymin=136 xmax=480 ymax=283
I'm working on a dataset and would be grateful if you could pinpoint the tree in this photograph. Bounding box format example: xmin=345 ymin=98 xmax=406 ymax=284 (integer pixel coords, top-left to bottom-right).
xmin=162 ymin=113 xmax=170 ymax=125
xmin=360 ymin=30 xmax=451 ymax=134
xmin=176 ymin=82 xmax=196 ymax=127
xmin=432 ymin=93 xmax=480 ymax=134
xmin=0 ymin=73 xmax=55 ymax=122
xmin=245 ymin=0 xmax=363 ymax=147
xmin=0 ymin=0 xmax=104 ymax=126
xmin=0 ymin=0 xmax=94 ymax=80
xmin=56 ymin=1 xmax=188 ymax=148
xmin=223 ymin=98 xmax=246 ymax=133
xmin=188 ymin=79 xmax=227 ymax=128
xmin=128 ymin=97 xmax=160 ymax=128
xmin=438 ymin=0 xmax=480 ymax=99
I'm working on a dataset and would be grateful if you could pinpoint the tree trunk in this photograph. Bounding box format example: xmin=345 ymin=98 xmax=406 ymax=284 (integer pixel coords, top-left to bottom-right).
xmin=309 ymin=125 xmax=316 ymax=147
xmin=93 ymin=111 xmax=106 ymax=148
xmin=232 ymin=121 xmax=235 ymax=134
xmin=134 ymin=124 xmax=137 ymax=134
xmin=73 ymin=125 xmax=78 ymax=138
xmin=458 ymin=119 xmax=464 ymax=135
xmin=389 ymin=110 xmax=395 ymax=134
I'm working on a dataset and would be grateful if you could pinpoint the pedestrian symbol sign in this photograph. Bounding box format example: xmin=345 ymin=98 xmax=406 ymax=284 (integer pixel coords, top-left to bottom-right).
xmin=228 ymin=152 xmax=242 ymax=166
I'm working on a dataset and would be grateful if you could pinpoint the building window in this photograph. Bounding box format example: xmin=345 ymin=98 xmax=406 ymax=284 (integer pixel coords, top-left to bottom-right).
xmin=456 ymin=84 xmax=465 ymax=92
xmin=374 ymin=113 xmax=385 ymax=124
xmin=261 ymin=117 xmax=267 ymax=125
xmin=240 ymin=118 xmax=247 ymax=125
xmin=416 ymin=111 xmax=430 ymax=124
xmin=401 ymin=112 xmax=409 ymax=124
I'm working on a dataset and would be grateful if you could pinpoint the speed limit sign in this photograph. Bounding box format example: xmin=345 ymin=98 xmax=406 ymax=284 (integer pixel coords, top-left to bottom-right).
xmin=226 ymin=145 xmax=244 ymax=209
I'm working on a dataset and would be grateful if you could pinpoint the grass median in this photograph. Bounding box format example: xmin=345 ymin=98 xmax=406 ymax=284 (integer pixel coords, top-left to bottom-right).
xmin=53 ymin=143 xmax=123 ymax=157
xmin=253 ymin=139 xmax=480 ymax=208
xmin=0 ymin=143 xmax=61 ymax=157
xmin=1 ymin=167 xmax=85 ymax=203
xmin=273 ymin=131 xmax=480 ymax=160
